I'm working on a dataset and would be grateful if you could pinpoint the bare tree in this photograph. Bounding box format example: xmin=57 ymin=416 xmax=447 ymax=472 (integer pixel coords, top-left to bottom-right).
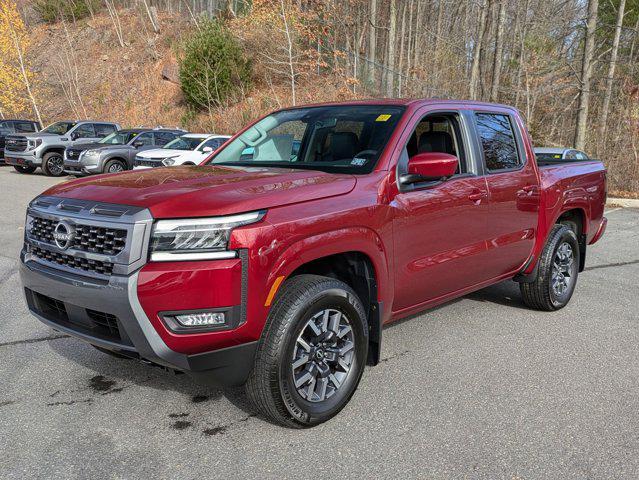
xmin=385 ymin=0 xmax=397 ymax=96
xmin=105 ymin=0 xmax=125 ymax=48
xmin=598 ymin=0 xmax=625 ymax=150
xmin=4 ymin=12 xmax=42 ymax=125
xmin=470 ymin=1 xmax=488 ymax=100
xmin=574 ymin=0 xmax=599 ymax=150
xmin=490 ymin=0 xmax=506 ymax=102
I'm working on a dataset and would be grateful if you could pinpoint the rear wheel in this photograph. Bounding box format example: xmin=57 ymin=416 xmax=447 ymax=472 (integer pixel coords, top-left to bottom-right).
xmin=246 ymin=274 xmax=368 ymax=428
xmin=13 ymin=165 xmax=37 ymax=174
xmin=42 ymin=152 xmax=65 ymax=177
xmin=104 ymin=159 xmax=126 ymax=174
xmin=520 ymin=225 xmax=579 ymax=311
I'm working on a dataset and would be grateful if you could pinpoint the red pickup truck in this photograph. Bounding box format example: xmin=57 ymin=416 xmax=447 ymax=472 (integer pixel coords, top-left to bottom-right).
xmin=21 ymin=99 xmax=607 ymax=427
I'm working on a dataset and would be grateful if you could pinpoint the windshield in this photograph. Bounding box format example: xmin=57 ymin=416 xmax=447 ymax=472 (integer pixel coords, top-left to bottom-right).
xmin=207 ymin=105 xmax=405 ymax=174
xmin=164 ymin=135 xmax=207 ymax=151
xmin=42 ymin=122 xmax=76 ymax=135
xmin=99 ymin=131 xmax=140 ymax=145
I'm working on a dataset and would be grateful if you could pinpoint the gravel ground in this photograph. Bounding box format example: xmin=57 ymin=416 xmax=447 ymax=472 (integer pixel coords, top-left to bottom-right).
xmin=0 ymin=166 xmax=638 ymax=479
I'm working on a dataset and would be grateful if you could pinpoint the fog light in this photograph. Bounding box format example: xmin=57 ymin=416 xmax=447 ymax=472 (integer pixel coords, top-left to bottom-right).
xmin=174 ymin=312 xmax=225 ymax=327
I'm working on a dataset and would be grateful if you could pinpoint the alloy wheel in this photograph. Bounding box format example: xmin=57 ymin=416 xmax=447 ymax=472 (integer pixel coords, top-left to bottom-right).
xmin=48 ymin=155 xmax=64 ymax=175
xmin=291 ymin=308 xmax=355 ymax=403
xmin=551 ymin=242 xmax=574 ymax=296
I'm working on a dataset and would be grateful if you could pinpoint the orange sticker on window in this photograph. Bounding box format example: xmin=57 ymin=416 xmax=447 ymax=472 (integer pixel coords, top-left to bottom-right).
xmin=376 ymin=114 xmax=392 ymax=122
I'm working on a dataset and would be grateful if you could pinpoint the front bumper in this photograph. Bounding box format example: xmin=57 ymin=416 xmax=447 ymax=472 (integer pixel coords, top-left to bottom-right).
xmin=20 ymin=254 xmax=257 ymax=386
xmin=5 ymin=150 xmax=41 ymax=167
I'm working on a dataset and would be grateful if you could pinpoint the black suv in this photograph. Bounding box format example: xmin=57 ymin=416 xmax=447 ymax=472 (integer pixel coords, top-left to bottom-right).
xmin=0 ymin=120 xmax=41 ymax=162
xmin=64 ymin=128 xmax=185 ymax=175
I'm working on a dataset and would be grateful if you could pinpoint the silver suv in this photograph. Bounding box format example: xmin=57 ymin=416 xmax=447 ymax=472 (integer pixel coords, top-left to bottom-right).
xmin=4 ymin=120 xmax=120 ymax=176
xmin=64 ymin=128 xmax=184 ymax=176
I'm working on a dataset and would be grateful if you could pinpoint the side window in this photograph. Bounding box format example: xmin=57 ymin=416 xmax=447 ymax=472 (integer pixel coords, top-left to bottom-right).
xmin=15 ymin=122 xmax=36 ymax=133
xmin=73 ymin=123 xmax=96 ymax=138
xmin=575 ymin=151 xmax=588 ymax=160
xmin=404 ymin=113 xmax=466 ymax=174
xmin=475 ymin=113 xmax=521 ymax=171
xmin=154 ymin=132 xmax=177 ymax=146
xmin=95 ymin=124 xmax=116 ymax=137
xmin=200 ymin=138 xmax=224 ymax=151
xmin=134 ymin=133 xmax=154 ymax=146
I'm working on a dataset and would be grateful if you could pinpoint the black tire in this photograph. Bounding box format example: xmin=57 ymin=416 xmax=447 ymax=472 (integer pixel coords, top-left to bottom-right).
xmin=13 ymin=165 xmax=37 ymax=174
xmin=246 ymin=274 xmax=368 ymax=428
xmin=104 ymin=159 xmax=126 ymax=174
xmin=41 ymin=152 xmax=65 ymax=177
xmin=520 ymin=224 xmax=580 ymax=311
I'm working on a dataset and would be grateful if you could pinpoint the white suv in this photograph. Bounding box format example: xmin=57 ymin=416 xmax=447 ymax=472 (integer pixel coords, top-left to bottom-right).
xmin=133 ymin=133 xmax=230 ymax=169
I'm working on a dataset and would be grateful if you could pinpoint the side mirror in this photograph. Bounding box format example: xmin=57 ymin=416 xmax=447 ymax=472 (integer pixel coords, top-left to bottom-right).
xmin=401 ymin=152 xmax=458 ymax=184
xmin=133 ymin=141 xmax=144 ymax=148
xmin=70 ymin=132 xmax=79 ymax=140
xmin=202 ymin=146 xmax=213 ymax=153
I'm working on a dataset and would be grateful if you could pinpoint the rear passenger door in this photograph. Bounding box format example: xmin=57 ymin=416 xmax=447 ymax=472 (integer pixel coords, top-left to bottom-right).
xmin=94 ymin=123 xmax=117 ymax=139
xmin=473 ymin=111 xmax=539 ymax=278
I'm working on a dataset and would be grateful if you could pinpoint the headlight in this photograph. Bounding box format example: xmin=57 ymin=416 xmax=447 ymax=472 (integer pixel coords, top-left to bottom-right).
xmin=149 ymin=211 xmax=265 ymax=261
xmin=162 ymin=156 xmax=178 ymax=166
xmin=27 ymin=139 xmax=42 ymax=150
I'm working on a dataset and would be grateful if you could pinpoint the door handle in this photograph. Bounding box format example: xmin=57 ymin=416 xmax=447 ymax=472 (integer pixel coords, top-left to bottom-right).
xmin=468 ymin=191 xmax=488 ymax=204
xmin=517 ymin=185 xmax=536 ymax=197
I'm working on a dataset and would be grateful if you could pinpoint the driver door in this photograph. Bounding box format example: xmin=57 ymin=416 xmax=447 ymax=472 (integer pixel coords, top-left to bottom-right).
xmin=391 ymin=111 xmax=491 ymax=313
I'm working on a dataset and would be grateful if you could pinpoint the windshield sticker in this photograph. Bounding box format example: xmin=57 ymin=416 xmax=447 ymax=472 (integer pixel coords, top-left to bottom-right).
xmin=554 ymin=154 xmax=561 ymax=158
xmin=375 ymin=114 xmax=392 ymax=122
xmin=351 ymin=157 xmax=367 ymax=166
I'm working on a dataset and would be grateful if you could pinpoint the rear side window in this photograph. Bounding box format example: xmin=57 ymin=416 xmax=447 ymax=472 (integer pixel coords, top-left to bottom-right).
xmin=15 ymin=122 xmax=37 ymax=132
xmin=95 ymin=124 xmax=116 ymax=137
xmin=475 ymin=113 xmax=521 ymax=171
xmin=74 ymin=123 xmax=96 ymax=138
xmin=154 ymin=132 xmax=178 ymax=146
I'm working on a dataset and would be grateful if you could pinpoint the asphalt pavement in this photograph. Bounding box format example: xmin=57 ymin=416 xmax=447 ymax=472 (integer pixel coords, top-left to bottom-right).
xmin=1 ymin=166 xmax=638 ymax=479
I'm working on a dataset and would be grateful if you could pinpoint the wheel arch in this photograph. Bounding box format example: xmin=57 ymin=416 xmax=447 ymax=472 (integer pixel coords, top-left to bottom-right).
xmin=265 ymin=228 xmax=391 ymax=366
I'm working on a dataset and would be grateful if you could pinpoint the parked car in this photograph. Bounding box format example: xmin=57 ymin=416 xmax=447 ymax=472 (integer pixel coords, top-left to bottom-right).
xmin=64 ymin=128 xmax=185 ymax=175
xmin=534 ymin=147 xmax=590 ymax=162
xmin=20 ymin=99 xmax=607 ymax=428
xmin=133 ymin=133 xmax=230 ymax=169
xmin=4 ymin=120 xmax=120 ymax=176
xmin=0 ymin=119 xmax=41 ymax=162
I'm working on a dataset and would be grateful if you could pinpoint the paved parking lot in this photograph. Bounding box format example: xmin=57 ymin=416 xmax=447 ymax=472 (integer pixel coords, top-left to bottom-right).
xmin=1 ymin=166 xmax=638 ymax=479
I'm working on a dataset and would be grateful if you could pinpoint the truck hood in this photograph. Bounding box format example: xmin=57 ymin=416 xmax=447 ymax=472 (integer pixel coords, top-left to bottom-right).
xmin=9 ymin=132 xmax=60 ymax=140
xmin=43 ymin=165 xmax=357 ymax=218
xmin=137 ymin=148 xmax=190 ymax=159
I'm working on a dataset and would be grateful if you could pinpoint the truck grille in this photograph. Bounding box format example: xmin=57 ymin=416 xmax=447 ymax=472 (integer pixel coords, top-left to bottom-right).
xmin=5 ymin=136 xmax=28 ymax=152
xmin=134 ymin=159 xmax=162 ymax=168
xmin=66 ymin=148 xmax=82 ymax=160
xmin=31 ymin=245 xmax=114 ymax=275
xmin=30 ymin=216 xmax=127 ymax=255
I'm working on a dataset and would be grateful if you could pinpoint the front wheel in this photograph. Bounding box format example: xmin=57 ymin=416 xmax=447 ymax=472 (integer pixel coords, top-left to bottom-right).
xmin=104 ymin=159 xmax=126 ymax=174
xmin=520 ymin=224 xmax=580 ymax=311
xmin=41 ymin=152 xmax=65 ymax=177
xmin=246 ymin=274 xmax=368 ymax=428
xmin=13 ymin=165 xmax=37 ymax=174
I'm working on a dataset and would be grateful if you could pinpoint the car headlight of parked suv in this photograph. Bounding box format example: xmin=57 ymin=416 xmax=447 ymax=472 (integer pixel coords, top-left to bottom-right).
xmin=161 ymin=156 xmax=179 ymax=166
xmin=27 ymin=139 xmax=42 ymax=150
xmin=149 ymin=211 xmax=265 ymax=261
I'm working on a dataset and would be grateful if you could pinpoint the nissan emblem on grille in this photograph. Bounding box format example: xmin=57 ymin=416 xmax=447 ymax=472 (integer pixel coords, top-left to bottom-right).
xmin=53 ymin=220 xmax=75 ymax=250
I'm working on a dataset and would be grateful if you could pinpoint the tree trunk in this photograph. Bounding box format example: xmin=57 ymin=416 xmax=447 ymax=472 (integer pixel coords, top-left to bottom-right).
xmin=574 ymin=0 xmax=599 ymax=151
xmin=385 ymin=0 xmax=397 ymax=97
xmin=470 ymin=1 xmax=488 ymax=100
xmin=598 ymin=0 xmax=625 ymax=151
xmin=368 ymin=0 xmax=377 ymax=84
xmin=490 ymin=1 xmax=506 ymax=102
